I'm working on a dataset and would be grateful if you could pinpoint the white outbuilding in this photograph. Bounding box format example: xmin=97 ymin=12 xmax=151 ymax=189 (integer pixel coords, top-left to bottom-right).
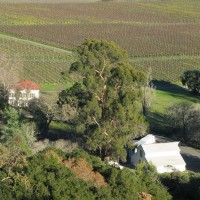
xmin=129 ymin=134 xmax=186 ymax=173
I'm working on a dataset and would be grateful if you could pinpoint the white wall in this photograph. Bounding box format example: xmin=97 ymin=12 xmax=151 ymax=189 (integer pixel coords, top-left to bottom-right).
xmin=19 ymin=89 xmax=40 ymax=99
xmin=8 ymin=89 xmax=40 ymax=107
xmin=131 ymin=145 xmax=186 ymax=173
xmin=131 ymin=146 xmax=147 ymax=165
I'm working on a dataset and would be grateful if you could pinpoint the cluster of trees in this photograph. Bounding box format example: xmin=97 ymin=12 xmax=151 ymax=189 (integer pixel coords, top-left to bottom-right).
xmin=161 ymin=171 xmax=200 ymax=200
xmin=0 ymin=148 xmax=172 ymax=200
xmin=0 ymin=107 xmax=36 ymax=154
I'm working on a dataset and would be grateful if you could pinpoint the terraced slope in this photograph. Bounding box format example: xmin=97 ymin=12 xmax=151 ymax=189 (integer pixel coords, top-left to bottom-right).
xmin=0 ymin=33 xmax=74 ymax=83
xmin=0 ymin=0 xmax=199 ymax=82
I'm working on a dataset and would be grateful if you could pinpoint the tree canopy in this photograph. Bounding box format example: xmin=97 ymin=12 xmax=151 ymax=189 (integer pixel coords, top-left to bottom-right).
xmin=0 ymin=53 xmax=21 ymax=110
xmin=166 ymin=102 xmax=200 ymax=141
xmin=58 ymin=39 xmax=148 ymax=160
xmin=0 ymin=107 xmax=36 ymax=155
xmin=28 ymin=98 xmax=60 ymax=135
xmin=0 ymin=148 xmax=172 ymax=200
xmin=181 ymin=70 xmax=200 ymax=94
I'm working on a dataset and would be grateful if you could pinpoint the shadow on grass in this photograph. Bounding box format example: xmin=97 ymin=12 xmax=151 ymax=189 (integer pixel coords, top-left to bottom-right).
xmin=147 ymin=111 xmax=172 ymax=135
xmin=37 ymin=122 xmax=84 ymax=148
xmin=153 ymin=80 xmax=200 ymax=103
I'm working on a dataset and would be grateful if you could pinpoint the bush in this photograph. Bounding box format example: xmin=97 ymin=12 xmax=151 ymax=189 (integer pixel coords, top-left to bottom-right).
xmin=161 ymin=171 xmax=200 ymax=200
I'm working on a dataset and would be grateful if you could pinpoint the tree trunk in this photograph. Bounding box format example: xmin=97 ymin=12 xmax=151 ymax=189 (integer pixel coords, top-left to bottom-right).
xmin=99 ymin=146 xmax=102 ymax=158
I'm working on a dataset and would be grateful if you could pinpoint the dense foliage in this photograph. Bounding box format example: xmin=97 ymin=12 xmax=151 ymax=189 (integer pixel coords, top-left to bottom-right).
xmin=58 ymin=39 xmax=147 ymax=160
xmin=166 ymin=102 xmax=200 ymax=141
xmin=0 ymin=107 xmax=36 ymax=155
xmin=181 ymin=70 xmax=200 ymax=94
xmin=161 ymin=171 xmax=200 ymax=200
xmin=0 ymin=148 xmax=171 ymax=200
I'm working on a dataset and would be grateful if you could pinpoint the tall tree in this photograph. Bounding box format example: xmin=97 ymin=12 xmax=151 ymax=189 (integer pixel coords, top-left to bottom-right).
xmin=0 ymin=53 xmax=21 ymax=109
xmin=141 ymin=67 xmax=156 ymax=116
xmin=0 ymin=107 xmax=36 ymax=155
xmin=58 ymin=39 xmax=147 ymax=161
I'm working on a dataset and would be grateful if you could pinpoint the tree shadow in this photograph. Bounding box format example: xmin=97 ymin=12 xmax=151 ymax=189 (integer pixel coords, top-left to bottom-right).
xmin=37 ymin=124 xmax=84 ymax=148
xmin=147 ymin=111 xmax=171 ymax=135
xmin=181 ymin=153 xmax=200 ymax=172
xmin=153 ymin=80 xmax=200 ymax=103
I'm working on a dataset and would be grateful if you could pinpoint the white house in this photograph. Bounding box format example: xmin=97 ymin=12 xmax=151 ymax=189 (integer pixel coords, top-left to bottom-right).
xmin=8 ymin=80 xmax=40 ymax=107
xmin=129 ymin=134 xmax=186 ymax=173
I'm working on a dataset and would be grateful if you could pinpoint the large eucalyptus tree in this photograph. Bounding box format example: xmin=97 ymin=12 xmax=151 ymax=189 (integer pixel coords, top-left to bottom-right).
xmin=58 ymin=39 xmax=147 ymax=160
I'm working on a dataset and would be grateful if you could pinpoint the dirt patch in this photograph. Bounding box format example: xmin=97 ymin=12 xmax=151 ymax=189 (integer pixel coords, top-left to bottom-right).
xmin=64 ymin=158 xmax=106 ymax=187
xmin=42 ymin=149 xmax=106 ymax=187
xmin=139 ymin=192 xmax=152 ymax=200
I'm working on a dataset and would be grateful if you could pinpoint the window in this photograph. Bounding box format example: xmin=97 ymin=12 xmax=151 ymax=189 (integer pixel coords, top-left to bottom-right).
xmin=29 ymin=93 xmax=35 ymax=98
xmin=140 ymin=150 xmax=143 ymax=157
xmin=9 ymin=93 xmax=15 ymax=97
xmin=19 ymin=100 xmax=28 ymax=107
xmin=9 ymin=99 xmax=15 ymax=106
xmin=19 ymin=100 xmax=24 ymax=106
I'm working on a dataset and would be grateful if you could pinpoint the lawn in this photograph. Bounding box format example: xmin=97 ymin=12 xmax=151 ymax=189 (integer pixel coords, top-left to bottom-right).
xmin=49 ymin=121 xmax=75 ymax=133
xmin=41 ymin=82 xmax=74 ymax=92
xmin=152 ymin=82 xmax=200 ymax=113
xmin=148 ymin=82 xmax=200 ymax=134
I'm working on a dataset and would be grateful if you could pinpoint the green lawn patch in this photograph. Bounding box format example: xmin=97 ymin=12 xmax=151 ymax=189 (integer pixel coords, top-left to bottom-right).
xmin=41 ymin=82 xmax=74 ymax=92
xmin=49 ymin=121 xmax=75 ymax=133
xmin=152 ymin=83 xmax=200 ymax=113
xmin=148 ymin=82 xmax=200 ymax=134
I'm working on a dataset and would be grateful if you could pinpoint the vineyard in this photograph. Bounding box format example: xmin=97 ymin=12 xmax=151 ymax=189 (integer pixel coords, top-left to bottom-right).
xmin=132 ymin=55 xmax=200 ymax=82
xmin=0 ymin=0 xmax=200 ymax=82
xmin=1 ymin=23 xmax=200 ymax=57
xmin=0 ymin=34 xmax=74 ymax=83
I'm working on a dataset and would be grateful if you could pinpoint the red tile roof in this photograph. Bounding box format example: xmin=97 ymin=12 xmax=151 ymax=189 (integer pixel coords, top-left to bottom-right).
xmin=15 ymin=80 xmax=40 ymax=90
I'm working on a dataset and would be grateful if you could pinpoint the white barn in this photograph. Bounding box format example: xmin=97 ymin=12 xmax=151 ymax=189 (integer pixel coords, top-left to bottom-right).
xmin=8 ymin=80 xmax=40 ymax=107
xmin=130 ymin=134 xmax=186 ymax=173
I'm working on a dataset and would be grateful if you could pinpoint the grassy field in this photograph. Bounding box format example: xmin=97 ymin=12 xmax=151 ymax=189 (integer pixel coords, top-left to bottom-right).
xmin=152 ymin=83 xmax=200 ymax=113
xmin=0 ymin=0 xmax=199 ymax=82
xmin=41 ymin=82 xmax=74 ymax=91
